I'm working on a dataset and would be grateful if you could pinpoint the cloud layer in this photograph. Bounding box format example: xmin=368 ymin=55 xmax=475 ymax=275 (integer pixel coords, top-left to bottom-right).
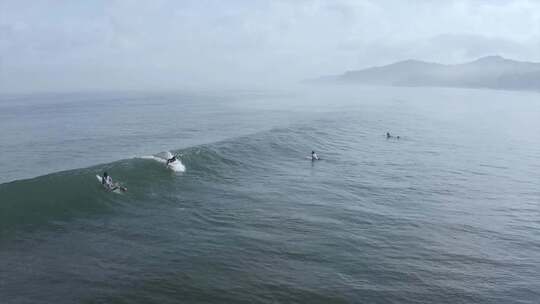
xmin=1 ymin=0 xmax=540 ymax=92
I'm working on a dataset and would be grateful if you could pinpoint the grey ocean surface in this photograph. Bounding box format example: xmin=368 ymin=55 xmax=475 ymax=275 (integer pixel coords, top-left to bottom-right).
xmin=1 ymin=86 xmax=539 ymax=303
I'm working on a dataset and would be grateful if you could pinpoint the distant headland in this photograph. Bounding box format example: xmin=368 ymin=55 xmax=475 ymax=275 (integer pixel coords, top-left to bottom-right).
xmin=313 ymin=56 xmax=540 ymax=91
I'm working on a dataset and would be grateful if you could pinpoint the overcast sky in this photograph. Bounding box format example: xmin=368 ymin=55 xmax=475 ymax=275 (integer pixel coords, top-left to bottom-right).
xmin=1 ymin=0 xmax=540 ymax=92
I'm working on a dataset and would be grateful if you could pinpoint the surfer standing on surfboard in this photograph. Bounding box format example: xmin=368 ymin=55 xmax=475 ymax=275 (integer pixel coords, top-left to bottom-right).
xmin=166 ymin=155 xmax=178 ymax=165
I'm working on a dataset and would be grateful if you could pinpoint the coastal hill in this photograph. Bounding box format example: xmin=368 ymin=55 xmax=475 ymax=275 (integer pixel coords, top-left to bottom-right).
xmin=316 ymin=56 xmax=540 ymax=91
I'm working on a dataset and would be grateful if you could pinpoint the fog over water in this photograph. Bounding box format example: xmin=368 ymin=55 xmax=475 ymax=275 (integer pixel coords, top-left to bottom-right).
xmin=2 ymin=0 xmax=540 ymax=92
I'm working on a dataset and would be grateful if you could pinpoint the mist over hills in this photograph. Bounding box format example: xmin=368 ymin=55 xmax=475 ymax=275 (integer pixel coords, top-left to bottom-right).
xmin=316 ymin=56 xmax=540 ymax=91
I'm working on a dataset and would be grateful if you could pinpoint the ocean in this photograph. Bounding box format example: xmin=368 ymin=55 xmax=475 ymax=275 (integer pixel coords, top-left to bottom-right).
xmin=1 ymin=86 xmax=539 ymax=303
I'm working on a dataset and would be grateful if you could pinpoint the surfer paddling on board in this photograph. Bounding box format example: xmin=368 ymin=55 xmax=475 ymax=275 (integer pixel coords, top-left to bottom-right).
xmin=311 ymin=151 xmax=319 ymax=161
xmin=101 ymin=172 xmax=127 ymax=192
xmin=386 ymin=132 xmax=400 ymax=140
xmin=102 ymin=172 xmax=113 ymax=187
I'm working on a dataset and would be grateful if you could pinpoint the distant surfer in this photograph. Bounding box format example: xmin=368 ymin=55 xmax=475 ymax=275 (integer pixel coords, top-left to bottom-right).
xmin=101 ymin=172 xmax=127 ymax=192
xmin=311 ymin=151 xmax=319 ymax=161
xmin=102 ymin=172 xmax=113 ymax=187
xmin=386 ymin=132 xmax=400 ymax=139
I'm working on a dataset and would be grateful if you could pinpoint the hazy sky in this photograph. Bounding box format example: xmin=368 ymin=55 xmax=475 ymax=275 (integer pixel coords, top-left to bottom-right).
xmin=1 ymin=0 xmax=540 ymax=92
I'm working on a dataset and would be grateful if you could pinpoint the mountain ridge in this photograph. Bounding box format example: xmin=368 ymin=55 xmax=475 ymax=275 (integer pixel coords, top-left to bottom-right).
xmin=315 ymin=56 xmax=540 ymax=91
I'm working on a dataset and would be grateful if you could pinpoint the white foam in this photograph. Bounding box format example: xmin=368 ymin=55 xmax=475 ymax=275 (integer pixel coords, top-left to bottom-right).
xmin=167 ymin=160 xmax=186 ymax=172
xmin=140 ymin=155 xmax=166 ymax=164
xmin=140 ymin=152 xmax=186 ymax=172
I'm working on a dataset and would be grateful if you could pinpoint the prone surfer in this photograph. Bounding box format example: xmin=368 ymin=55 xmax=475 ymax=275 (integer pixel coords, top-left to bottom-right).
xmin=386 ymin=132 xmax=400 ymax=139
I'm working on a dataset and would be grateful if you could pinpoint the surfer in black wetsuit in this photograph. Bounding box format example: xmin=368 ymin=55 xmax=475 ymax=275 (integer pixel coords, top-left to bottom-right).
xmin=386 ymin=132 xmax=401 ymax=140
xmin=166 ymin=155 xmax=177 ymax=165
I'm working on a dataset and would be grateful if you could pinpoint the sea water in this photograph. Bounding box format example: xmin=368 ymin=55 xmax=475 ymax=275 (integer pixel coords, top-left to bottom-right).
xmin=1 ymin=86 xmax=539 ymax=303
